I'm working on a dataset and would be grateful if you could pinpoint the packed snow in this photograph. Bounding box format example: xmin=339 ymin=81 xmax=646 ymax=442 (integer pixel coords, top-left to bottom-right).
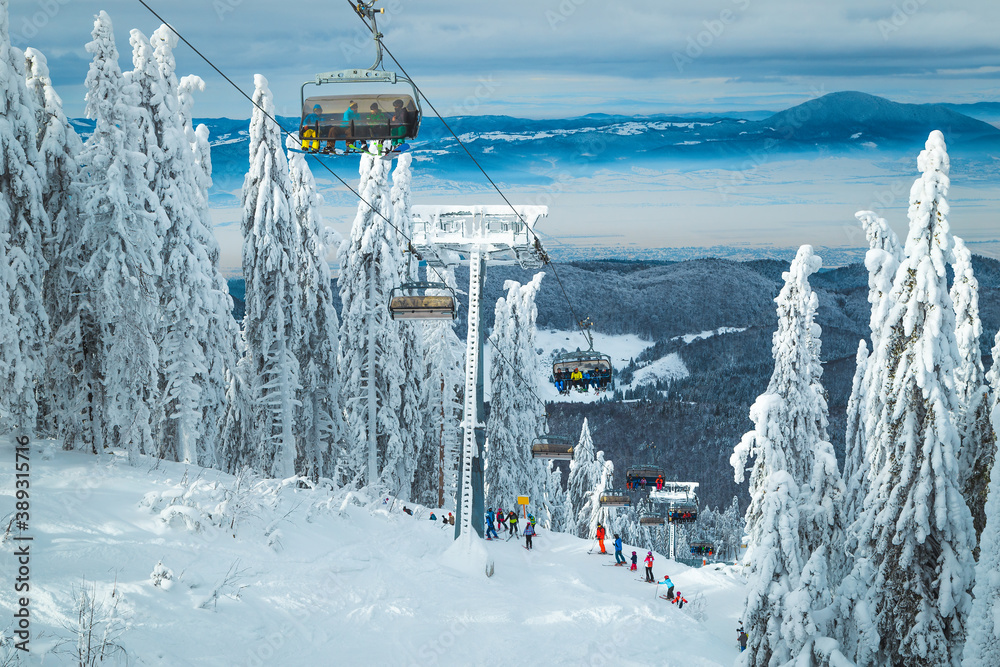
xmin=0 ymin=438 xmax=747 ymax=665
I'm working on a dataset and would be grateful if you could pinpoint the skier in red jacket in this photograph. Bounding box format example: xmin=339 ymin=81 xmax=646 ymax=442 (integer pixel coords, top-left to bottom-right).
xmin=596 ymin=523 xmax=607 ymax=554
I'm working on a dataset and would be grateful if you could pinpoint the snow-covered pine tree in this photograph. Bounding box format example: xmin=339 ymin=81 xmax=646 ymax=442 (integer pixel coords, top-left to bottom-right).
xmin=964 ymin=328 xmax=1000 ymax=666
xmin=855 ymin=131 xmax=975 ymax=667
xmin=77 ymin=11 xmax=163 ymax=461
xmin=950 ymin=236 xmax=995 ymax=553
xmin=841 ymin=341 xmax=868 ymax=535
xmin=854 ymin=211 xmax=904 ymax=492
xmin=416 ymin=264 xmax=464 ymax=508
xmin=337 ymin=143 xmax=413 ymax=494
xmin=388 ymin=153 xmax=425 ymax=499
xmin=173 ymin=64 xmax=241 ymax=471
xmin=544 ymin=461 xmax=569 ymax=532
xmin=484 ymin=274 xmax=548 ymax=517
xmin=126 ymin=26 xmax=203 ymax=464
xmin=731 ymin=245 xmax=846 ymax=665
xmin=566 ymin=417 xmax=602 ymax=538
xmin=584 ymin=453 xmax=613 ymax=541
xmin=23 ymin=46 xmax=84 ymax=440
xmin=240 ymin=74 xmax=302 ymax=478
xmin=287 ymin=140 xmax=342 ymax=480
xmin=0 ymin=0 xmax=50 ymax=437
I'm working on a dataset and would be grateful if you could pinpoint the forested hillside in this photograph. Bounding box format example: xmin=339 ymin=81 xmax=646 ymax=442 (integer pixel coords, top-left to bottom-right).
xmin=228 ymin=254 xmax=1000 ymax=513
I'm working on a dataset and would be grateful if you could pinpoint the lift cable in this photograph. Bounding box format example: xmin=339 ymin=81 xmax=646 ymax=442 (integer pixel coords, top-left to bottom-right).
xmin=135 ymin=0 xmax=568 ymax=412
xmin=348 ymin=6 xmax=596 ymax=352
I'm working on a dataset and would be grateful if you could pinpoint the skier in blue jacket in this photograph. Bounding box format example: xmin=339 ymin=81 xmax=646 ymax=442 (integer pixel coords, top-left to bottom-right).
xmin=485 ymin=508 xmax=498 ymax=540
xmin=613 ymin=534 xmax=625 ymax=565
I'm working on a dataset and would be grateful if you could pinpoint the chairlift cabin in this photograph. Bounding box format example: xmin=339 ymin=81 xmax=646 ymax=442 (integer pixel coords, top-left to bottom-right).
xmin=639 ymin=509 xmax=666 ymax=527
xmin=298 ymin=2 xmax=422 ymax=154
xmin=530 ymin=435 xmax=574 ymax=461
xmin=690 ymin=541 xmax=714 ymax=556
xmin=552 ymin=348 xmax=614 ymax=392
xmin=388 ymin=282 xmax=457 ymax=320
xmin=649 ymin=481 xmax=700 ymax=523
xmin=599 ymin=489 xmax=631 ymax=508
xmin=625 ymin=464 xmax=664 ymax=489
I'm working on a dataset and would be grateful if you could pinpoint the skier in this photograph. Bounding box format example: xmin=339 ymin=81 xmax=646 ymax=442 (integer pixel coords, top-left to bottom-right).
xmin=429 ymin=513 xmax=437 ymax=521
xmin=738 ymin=626 xmax=748 ymax=653
xmin=673 ymin=592 xmax=687 ymax=609
xmin=485 ymin=509 xmax=498 ymax=540
xmin=524 ymin=522 xmax=536 ymax=550
xmin=596 ymin=523 xmax=607 ymax=554
xmin=496 ymin=508 xmax=507 ymax=532
xmin=508 ymin=511 xmax=519 ymax=538
xmin=613 ymin=534 xmax=625 ymax=565
xmin=655 ymin=475 xmax=664 ymax=491
xmin=658 ymin=575 xmax=674 ymax=599
xmin=629 ymin=551 xmax=638 ymax=571
xmin=528 ymin=513 xmax=536 ymax=527
xmin=448 ymin=512 xmax=455 ymax=525
xmin=644 ymin=551 xmax=655 ymax=582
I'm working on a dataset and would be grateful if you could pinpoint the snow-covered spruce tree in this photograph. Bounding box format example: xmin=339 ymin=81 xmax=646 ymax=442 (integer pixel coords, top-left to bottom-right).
xmin=388 ymin=153 xmax=426 ymax=500
xmin=128 ymin=26 xmax=206 ymax=464
xmin=852 ymin=211 xmax=904 ymax=500
xmin=964 ymin=328 xmax=1000 ymax=665
xmin=287 ymin=140 xmax=342 ymax=480
xmin=484 ymin=274 xmax=548 ymax=518
xmin=731 ymin=245 xmax=847 ymax=665
xmin=566 ymin=417 xmax=602 ymax=538
xmin=173 ymin=65 xmax=241 ymax=471
xmin=0 ymin=0 xmax=50 ymax=437
xmin=23 ymin=46 xmax=84 ymax=439
xmin=950 ymin=236 xmax=995 ymax=554
xmin=416 ymin=265 xmax=464 ymax=508
xmin=584 ymin=454 xmax=613 ymax=540
xmin=841 ymin=340 xmax=868 ymax=534
xmin=544 ymin=461 xmax=569 ymax=533
xmin=337 ymin=143 xmax=413 ymax=494
xmin=854 ymin=131 xmax=974 ymax=667
xmin=240 ymin=74 xmax=302 ymax=478
xmin=76 ymin=11 xmax=163 ymax=461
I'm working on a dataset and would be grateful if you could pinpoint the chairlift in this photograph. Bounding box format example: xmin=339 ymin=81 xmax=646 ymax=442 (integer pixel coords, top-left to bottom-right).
xmin=298 ymin=1 xmax=422 ymax=154
xmin=530 ymin=435 xmax=574 ymax=461
xmin=625 ymin=464 xmax=664 ymax=489
xmin=690 ymin=541 xmax=714 ymax=556
xmin=388 ymin=281 xmax=457 ymax=320
xmin=598 ymin=489 xmax=631 ymax=508
xmin=551 ymin=318 xmax=614 ymax=393
xmin=639 ymin=509 xmax=666 ymax=527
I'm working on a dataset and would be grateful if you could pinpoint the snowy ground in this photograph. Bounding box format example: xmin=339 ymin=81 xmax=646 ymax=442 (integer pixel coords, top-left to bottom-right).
xmin=0 ymin=438 xmax=747 ymax=666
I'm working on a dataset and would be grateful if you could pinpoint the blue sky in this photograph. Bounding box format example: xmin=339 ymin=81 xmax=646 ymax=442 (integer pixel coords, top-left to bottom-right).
xmin=11 ymin=0 xmax=1000 ymax=119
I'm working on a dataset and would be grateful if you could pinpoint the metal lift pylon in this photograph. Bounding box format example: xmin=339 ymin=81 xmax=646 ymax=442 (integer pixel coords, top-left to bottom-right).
xmin=409 ymin=205 xmax=548 ymax=540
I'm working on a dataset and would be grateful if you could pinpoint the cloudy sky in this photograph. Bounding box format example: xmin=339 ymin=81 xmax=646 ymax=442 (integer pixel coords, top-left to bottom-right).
xmin=12 ymin=0 xmax=1000 ymax=119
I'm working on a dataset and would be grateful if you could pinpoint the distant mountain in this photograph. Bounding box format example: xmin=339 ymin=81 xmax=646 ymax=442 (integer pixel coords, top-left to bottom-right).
xmin=131 ymin=91 xmax=995 ymax=197
xmin=752 ymin=91 xmax=1000 ymax=147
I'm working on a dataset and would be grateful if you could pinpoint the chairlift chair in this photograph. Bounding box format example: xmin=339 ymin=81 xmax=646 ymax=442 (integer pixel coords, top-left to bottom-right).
xmin=639 ymin=509 xmax=666 ymax=527
xmin=388 ymin=281 xmax=457 ymax=320
xmin=625 ymin=464 xmax=665 ymax=486
xmin=599 ymin=489 xmax=631 ymax=508
xmin=530 ymin=435 xmax=574 ymax=461
xmin=298 ymin=1 xmax=422 ymax=154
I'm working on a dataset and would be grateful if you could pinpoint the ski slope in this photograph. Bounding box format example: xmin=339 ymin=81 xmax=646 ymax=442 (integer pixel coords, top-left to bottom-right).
xmin=0 ymin=438 xmax=747 ymax=665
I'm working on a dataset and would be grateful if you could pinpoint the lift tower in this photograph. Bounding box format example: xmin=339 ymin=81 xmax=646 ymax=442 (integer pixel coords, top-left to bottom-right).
xmin=410 ymin=205 xmax=548 ymax=539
